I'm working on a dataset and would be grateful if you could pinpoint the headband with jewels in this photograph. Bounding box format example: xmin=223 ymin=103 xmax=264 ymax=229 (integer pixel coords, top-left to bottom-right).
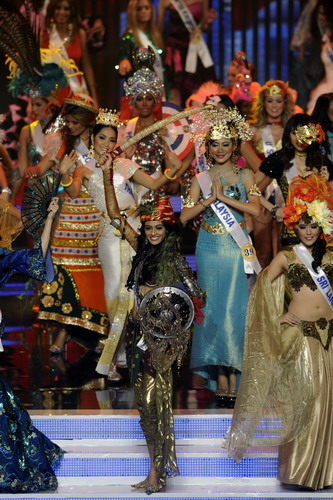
xmin=190 ymin=107 xmax=253 ymax=147
xmin=294 ymin=123 xmax=325 ymax=145
xmin=123 ymin=67 xmax=164 ymax=103
xmin=283 ymin=176 xmax=333 ymax=239
xmin=63 ymin=93 xmax=98 ymax=115
xmin=140 ymin=197 xmax=176 ymax=225
xmin=96 ymin=108 xmax=120 ymax=128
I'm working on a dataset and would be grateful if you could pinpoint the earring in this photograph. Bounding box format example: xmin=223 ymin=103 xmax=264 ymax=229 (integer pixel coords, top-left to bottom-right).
xmin=88 ymin=143 xmax=95 ymax=158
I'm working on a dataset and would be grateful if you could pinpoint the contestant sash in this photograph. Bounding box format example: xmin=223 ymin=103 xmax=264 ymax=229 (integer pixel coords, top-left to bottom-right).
xmin=293 ymin=244 xmax=333 ymax=310
xmin=137 ymin=30 xmax=164 ymax=89
xmin=30 ymin=121 xmax=44 ymax=156
xmin=196 ymin=171 xmax=262 ymax=274
xmin=260 ymin=126 xmax=276 ymax=158
xmin=170 ymin=0 xmax=213 ymax=73
xmin=49 ymin=27 xmax=86 ymax=94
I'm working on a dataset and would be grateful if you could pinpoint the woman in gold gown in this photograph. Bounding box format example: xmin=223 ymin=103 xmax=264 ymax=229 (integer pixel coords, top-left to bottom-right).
xmin=225 ymin=175 xmax=333 ymax=490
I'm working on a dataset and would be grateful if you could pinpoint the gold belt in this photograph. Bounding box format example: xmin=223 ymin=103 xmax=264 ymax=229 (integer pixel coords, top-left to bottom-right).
xmin=201 ymin=219 xmax=246 ymax=235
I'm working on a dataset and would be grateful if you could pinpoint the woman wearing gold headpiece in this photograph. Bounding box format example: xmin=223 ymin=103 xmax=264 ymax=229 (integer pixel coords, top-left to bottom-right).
xmin=58 ymin=108 xmax=182 ymax=379
xmin=256 ymin=113 xmax=333 ymax=248
xmin=250 ymin=80 xmax=294 ymax=268
xmin=180 ymin=108 xmax=261 ymax=405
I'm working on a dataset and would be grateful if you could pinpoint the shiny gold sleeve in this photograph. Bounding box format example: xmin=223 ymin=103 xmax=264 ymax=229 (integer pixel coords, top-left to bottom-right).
xmin=223 ymin=269 xmax=314 ymax=462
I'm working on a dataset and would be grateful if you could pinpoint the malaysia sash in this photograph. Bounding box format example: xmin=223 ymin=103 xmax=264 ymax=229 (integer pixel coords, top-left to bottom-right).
xmin=196 ymin=170 xmax=262 ymax=274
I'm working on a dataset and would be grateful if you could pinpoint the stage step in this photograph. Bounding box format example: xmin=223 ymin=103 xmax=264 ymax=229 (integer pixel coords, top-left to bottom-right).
xmin=7 ymin=413 xmax=328 ymax=500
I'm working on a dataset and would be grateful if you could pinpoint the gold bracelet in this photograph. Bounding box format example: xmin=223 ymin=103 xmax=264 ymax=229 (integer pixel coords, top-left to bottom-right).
xmin=164 ymin=168 xmax=177 ymax=181
xmin=60 ymin=175 xmax=73 ymax=187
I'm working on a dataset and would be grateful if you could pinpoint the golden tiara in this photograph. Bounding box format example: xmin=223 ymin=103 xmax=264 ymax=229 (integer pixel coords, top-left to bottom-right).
xmin=96 ymin=108 xmax=120 ymax=127
xmin=264 ymin=84 xmax=284 ymax=97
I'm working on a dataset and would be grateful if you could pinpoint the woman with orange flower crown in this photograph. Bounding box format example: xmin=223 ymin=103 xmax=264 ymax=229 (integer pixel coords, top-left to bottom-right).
xmin=256 ymin=113 xmax=333 ymax=248
xmin=100 ymin=159 xmax=205 ymax=493
xmin=225 ymin=175 xmax=333 ymax=491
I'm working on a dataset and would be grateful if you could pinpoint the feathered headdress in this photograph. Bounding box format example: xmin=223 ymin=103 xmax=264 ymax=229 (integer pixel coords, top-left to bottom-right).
xmin=0 ymin=0 xmax=80 ymax=99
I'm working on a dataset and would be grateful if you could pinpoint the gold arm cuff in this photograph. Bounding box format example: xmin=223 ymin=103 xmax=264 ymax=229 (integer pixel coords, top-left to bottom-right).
xmin=182 ymin=196 xmax=196 ymax=208
xmin=248 ymin=184 xmax=262 ymax=197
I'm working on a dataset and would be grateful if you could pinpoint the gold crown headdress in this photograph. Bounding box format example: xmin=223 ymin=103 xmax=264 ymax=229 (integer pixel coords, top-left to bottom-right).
xmin=264 ymin=83 xmax=285 ymax=97
xmin=294 ymin=123 xmax=325 ymax=145
xmin=190 ymin=107 xmax=253 ymax=147
xmin=96 ymin=108 xmax=120 ymax=128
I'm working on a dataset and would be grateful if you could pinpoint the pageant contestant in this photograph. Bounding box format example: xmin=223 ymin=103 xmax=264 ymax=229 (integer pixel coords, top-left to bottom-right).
xmin=102 ymin=159 xmax=205 ymax=494
xmin=59 ymin=108 xmax=182 ymax=377
xmin=0 ymin=197 xmax=64 ymax=493
xmin=256 ymin=113 xmax=333 ymax=247
xmin=180 ymin=108 xmax=261 ymax=405
xmin=226 ymin=176 xmax=333 ymax=490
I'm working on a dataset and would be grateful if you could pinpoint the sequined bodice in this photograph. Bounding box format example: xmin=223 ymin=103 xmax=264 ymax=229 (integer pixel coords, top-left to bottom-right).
xmin=203 ymin=172 xmax=247 ymax=224
xmin=132 ymin=132 xmax=164 ymax=175
xmin=288 ymin=262 xmax=333 ymax=292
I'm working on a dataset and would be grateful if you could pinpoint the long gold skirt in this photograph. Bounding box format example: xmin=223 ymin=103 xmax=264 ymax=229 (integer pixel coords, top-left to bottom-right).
xmin=134 ymin=369 xmax=179 ymax=484
xmin=278 ymin=320 xmax=333 ymax=490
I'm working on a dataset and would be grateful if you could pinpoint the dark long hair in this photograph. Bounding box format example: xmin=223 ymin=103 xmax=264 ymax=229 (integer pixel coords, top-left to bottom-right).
xmin=126 ymin=222 xmax=181 ymax=291
xmin=281 ymin=113 xmax=327 ymax=171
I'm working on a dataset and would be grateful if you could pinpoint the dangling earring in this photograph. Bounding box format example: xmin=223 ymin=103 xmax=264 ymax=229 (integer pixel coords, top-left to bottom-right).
xmin=68 ymin=23 xmax=73 ymax=38
xmin=231 ymin=151 xmax=240 ymax=174
xmin=88 ymin=142 xmax=95 ymax=159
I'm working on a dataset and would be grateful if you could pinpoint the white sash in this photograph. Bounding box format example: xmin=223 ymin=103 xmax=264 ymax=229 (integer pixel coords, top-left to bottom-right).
xmin=170 ymin=0 xmax=213 ymax=73
xmin=293 ymin=244 xmax=333 ymax=310
xmin=260 ymin=126 xmax=277 ymax=158
xmin=196 ymin=171 xmax=262 ymax=274
xmin=49 ymin=27 xmax=87 ymax=94
xmin=137 ymin=30 xmax=164 ymax=89
xmin=285 ymin=159 xmax=299 ymax=183
xmin=30 ymin=121 xmax=44 ymax=156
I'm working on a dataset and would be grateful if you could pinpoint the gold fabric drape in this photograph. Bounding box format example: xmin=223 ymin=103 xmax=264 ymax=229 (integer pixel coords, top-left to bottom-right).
xmin=224 ymin=269 xmax=315 ymax=462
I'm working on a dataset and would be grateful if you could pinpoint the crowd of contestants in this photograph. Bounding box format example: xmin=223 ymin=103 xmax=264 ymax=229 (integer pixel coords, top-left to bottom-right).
xmin=1 ymin=0 xmax=333 ymax=495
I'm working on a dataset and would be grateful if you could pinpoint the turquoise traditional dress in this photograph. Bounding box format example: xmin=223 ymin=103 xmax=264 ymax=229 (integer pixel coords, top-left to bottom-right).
xmin=190 ymin=170 xmax=249 ymax=392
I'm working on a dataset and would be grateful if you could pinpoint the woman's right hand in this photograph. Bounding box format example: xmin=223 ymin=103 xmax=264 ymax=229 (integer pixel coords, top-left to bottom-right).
xmin=119 ymin=59 xmax=132 ymax=76
xmin=279 ymin=312 xmax=301 ymax=326
xmin=59 ymin=150 xmax=78 ymax=174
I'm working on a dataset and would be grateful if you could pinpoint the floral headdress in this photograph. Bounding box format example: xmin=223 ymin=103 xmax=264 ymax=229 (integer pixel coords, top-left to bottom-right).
xmin=294 ymin=123 xmax=326 ymax=145
xmin=140 ymin=197 xmax=176 ymax=225
xmin=283 ymin=176 xmax=333 ymax=239
xmin=190 ymin=107 xmax=253 ymax=147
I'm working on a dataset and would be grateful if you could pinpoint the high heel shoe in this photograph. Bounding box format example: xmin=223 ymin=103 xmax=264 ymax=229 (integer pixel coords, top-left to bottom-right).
xmin=227 ymin=390 xmax=237 ymax=408
xmin=215 ymin=389 xmax=230 ymax=408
